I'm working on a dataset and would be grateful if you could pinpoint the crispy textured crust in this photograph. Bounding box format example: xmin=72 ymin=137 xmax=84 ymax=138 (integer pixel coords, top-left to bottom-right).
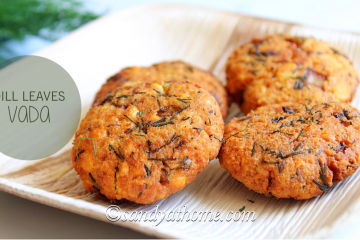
xmin=72 ymin=81 xmax=224 ymax=204
xmin=226 ymin=35 xmax=359 ymax=114
xmin=93 ymin=61 xmax=229 ymax=119
xmin=242 ymin=78 xmax=335 ymax=114
xmin=219 ymin=101 xmax=360 ymax=200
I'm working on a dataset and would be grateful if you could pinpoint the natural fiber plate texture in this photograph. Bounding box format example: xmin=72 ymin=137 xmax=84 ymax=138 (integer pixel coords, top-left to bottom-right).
xmin=1 ymin=5 xmax=360 ymax=239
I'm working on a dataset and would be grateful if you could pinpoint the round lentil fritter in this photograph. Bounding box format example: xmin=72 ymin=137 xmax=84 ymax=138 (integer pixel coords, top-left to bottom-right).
xmin=219 ymin=101 xmax=360 ymax=200
xmin=226 ymin=35 xmax=359 ymax=114
xmin=72 ymin=81 xmax=224 ymax=204
xmin=93 ymin=61 xmax=229 ymax=119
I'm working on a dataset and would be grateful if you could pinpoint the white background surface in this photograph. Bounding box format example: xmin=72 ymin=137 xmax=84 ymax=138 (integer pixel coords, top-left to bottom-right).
xmin=1 ymin=0 xmax=360 ymax=238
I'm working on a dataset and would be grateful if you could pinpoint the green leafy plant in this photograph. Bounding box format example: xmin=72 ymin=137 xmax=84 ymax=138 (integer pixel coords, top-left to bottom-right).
xmin=0 ymin=0 xmax=99 ymax=43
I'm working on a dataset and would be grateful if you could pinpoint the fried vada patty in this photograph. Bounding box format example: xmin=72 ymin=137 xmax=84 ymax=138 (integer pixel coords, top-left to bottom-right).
xmin=93 ymin=61 xmax=229 ymax=119
xmin=72 ymin=81 xmax=224 ymax=204
xmin=219 ymin=101 xmax=360 ymax=200
xmin=226 ymin=35 xmax=359 ymax=114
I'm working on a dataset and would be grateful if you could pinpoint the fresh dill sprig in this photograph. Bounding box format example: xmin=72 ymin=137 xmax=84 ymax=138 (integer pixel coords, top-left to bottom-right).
xmin=271 ymin=130 xmax=293 ymax=136
xmin=214 ymin=136 xmax=223 ymax=142
xmin=148 ymin=158 xmax=177 ymax=161
xmin=150 ymin=133 xmax=178 ymax=153
xmin=239 ymin=116 xmax=252 ymax=122
xmin=89 ymin=173 xmax=96 ymax=183
xmin=76 ymin=137 xmax=97 ymax=161
xmin=144 ymin=164 xmax=151 ymax=177
xmin=251 ymin=141 xmax=256 ymax=156
xmin=109 ymin=144 xmax=124 ymax=162
xmin=117 ymin=95 xmax=133 ymax=99
xmin=294 ymin=143 xmax=302 ymax=151
xmin=313 ymin=159 xmax=330 ymax=192
xmin=283 ymin=149 xmax=312 ymax=158
xmin=153 ymin=121 xmax=174 ymax=127
xmin=263 ymin=160 xmax=280 ymax=164
xmin=75 ymin=149 xmax=84 ymax=161
xmin=296 ymin=129 xmax=304 ymax=140
xmin=169 ymin=106 xmax=189 ymax=122
xmin=152 ymin=118 xmax=166 ymax=126
xmin=124 ymin=115 xmax=136 ymax=124
xmin=177 ymin=98 xmax=191 ymax=103
xmin=315 ymin=150 xmax=324 ymax=156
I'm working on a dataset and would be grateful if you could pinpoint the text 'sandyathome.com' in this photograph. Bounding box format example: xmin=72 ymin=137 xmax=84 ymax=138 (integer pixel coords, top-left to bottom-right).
xmin=106 ymin=205 xmax=256 ymax=226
